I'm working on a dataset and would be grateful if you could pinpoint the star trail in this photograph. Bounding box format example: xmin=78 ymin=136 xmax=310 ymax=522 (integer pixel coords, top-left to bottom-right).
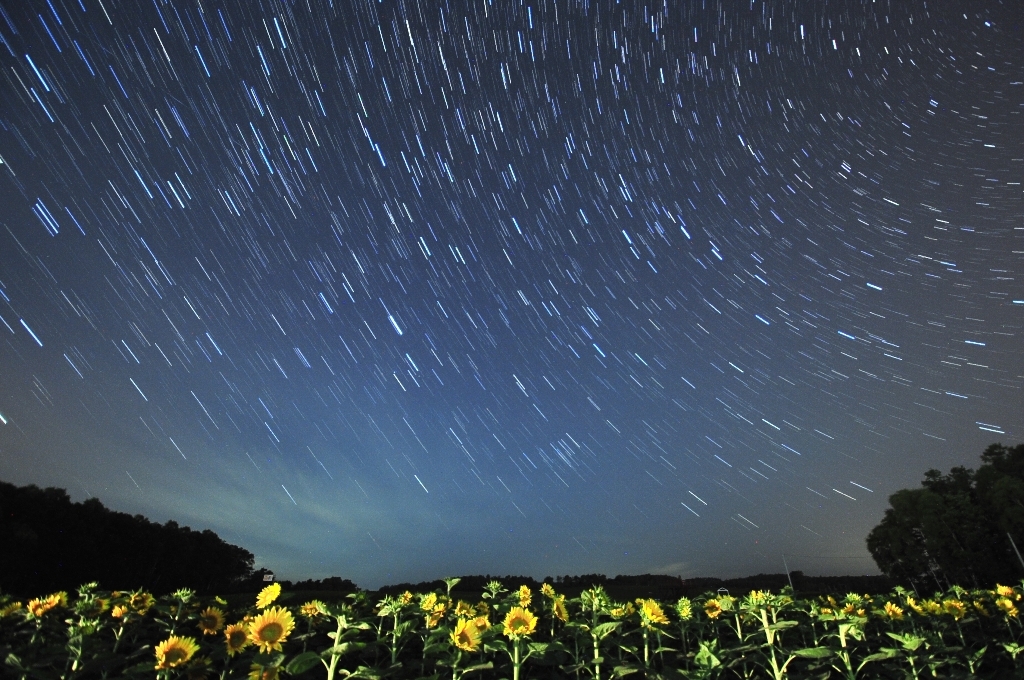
xmin=0 ymin=0 xmax=1021 ymax=588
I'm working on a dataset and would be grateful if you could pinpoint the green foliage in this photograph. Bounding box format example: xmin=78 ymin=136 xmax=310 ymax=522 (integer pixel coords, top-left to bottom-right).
xmin=4 ymin=579 xmax=1024 ymax=679
xmin=867 ymin=443 xmax=1024 ymax=589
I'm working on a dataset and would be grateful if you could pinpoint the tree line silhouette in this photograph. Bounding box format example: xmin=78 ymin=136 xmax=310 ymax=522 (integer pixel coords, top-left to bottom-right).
xmin=13 ymin=439 xmax=1018 ymax=602
xmin=0 ymin=480 xmax=255 ymax=596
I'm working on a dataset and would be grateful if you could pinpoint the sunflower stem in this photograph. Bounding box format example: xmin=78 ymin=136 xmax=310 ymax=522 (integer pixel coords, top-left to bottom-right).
xmin=513 ymin=637 xmax=521 ymax=680
xmin=392 ymin=612 xmax=399 ymax=666
xmin=325 ymin=617 xmax=344 ymax=680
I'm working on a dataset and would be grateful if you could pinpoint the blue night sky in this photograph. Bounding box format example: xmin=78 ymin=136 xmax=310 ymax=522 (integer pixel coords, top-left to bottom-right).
xmin=0 ymin=0 xmax=1021 ymax=589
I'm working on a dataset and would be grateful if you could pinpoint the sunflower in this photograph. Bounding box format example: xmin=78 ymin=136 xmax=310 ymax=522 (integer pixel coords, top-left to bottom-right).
xmin=473 ymin=615 xmax=491 ymax=631
xmin=883 ymin=602 xmax=903 ymax=620
xmin=996 ymin=598 xmax=1019 ymax=618
xmin=610 ymin=602 xmax=635 ymax=619
xmin=154 ymin=635 xmax=200 ymax=669
xmin=747 ymin=591 xmax=770 ymax=608
xmin=639 ymin=599 xmax=669 ymax=628
xmin=0 ymin=602 xmax=23 ymax=618
xmin=399 ymin=591 xmax=414 ymax=606
xmin=197 ymin=607 xmax=225 ymax=635
xmin=256 ymin=582 xmax=282 ymax=609
xmin=81 ymin=598 xmax=110 ymax=616
xmin=475 ymin=601 xmax=490 ymax=616
xmin=130 ymin=592 xmax=155 ymax=614
xmin=943 ymin=599 xmax=966 ymax=620
xmin=248 ymin=607 xmax=295 ymax=653
xmin=248 ymin=664 xmax=280 ymax=680
xmin=923 ymin=600 xmax=942 ymax=616
xmin=676 ymin=597 xmax=693 ymax=621
xmin=420 ymin=593 xmax=438 ymax=611
xmin=553 ymin=595 xmax=568 ymax=622
xmin=996 ymin=584 xmax=1016 ymax=598
xmin=28 ymin=594 xmax=61 ymax=618
xmin=111 ymin=604 xmax=129 ymax=619
xmin=517 ymin=585 xmax=532 ymax=608
xmin=905 ymin=597 xmax=925 ymax=616
xmin=451 ymin=618 xmax=481 ymax=652
xmin=704 ymin=599 xmax=723 ymax=620
xmin=225 ymin=623 xmax=251 ymax=656
xmin=300 ymin=600 xmax=326 ymax=618
xmin=183 ymin=656 xmax=212 ymax=680
xmin=425 ymin=603 xmax=447 ymax=629
xmin=541 ymin=583 xmax=556 ymax=599
xmin=455 ymin=600 xmax=475 ymax=618
xmin=502 ymin=606 xmax=538 ymax=639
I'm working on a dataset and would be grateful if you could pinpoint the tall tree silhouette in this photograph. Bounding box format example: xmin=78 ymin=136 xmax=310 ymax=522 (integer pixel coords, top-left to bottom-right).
xmin=867 ymin=443 xmax=1024 ymax=589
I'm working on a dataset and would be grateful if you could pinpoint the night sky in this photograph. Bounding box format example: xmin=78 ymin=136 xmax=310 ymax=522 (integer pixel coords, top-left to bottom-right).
xmin=0 ymin=0 xmax=1021 ymax=590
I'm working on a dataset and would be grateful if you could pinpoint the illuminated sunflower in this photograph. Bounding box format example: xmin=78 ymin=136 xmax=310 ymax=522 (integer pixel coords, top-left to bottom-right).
xmin=502 ymin=606 xmax=538 ymax=639
xmin=676 ymin=597 xmax=693 ymax=621
xmin=473 ymin=615 xmax=491 ymax=631
xmin=455 ymin=601 xmax=475 ymax=618
xmin=704 ymin=599 xmax=723 ymax=620
xmin=399 ymin=591 xmax=414 ymax=606
xmin=248 ymin=606 xmax=295 ymax=653
xmin=154 ymin=635 xmax=200 ymax=669
xmin=883 ymin=602 xmax=903 ymax=620
xmin=28 ymin=594 xmax=61 ymax=618
xmin=197 ymin=607 xmax=225 ymax=635
xmin=256 ymin=582 xmax=282 ymax=609
xmin=905 ymin=597 xmax=924 ymax=616
xmin=130 ymin=592 xmax=155 ymax=614
xmin=747 ymin=591 xmax=770 ymax=608
xmin=973 ymin=600 xmax=990 ymax=617
xmin=996 ymin=584 xmax=1016 ymax=598
xmin=420 ymin=593 xmax=438 ymax=611
xmin=300 ymin=600 xmax=326 ymax=618
xmin=553 ymin=595 xmax=568 ymax=622
xmin=451 ymin=618 xmax=481 ymax=652
xmin=997 ymin=598 xmax=1019 ymax=618
xmin=0 ymin=602 xmax=23 ymax=618
xmin=613 ymin=602 xmax=636 ymax=619
xmin=225 ymin=623 xmax=251 ymax=656
xmin=475 ymin=601 xmax=490 ymax=616
xmin=943 ymin=599 xmax=966 ymax=620
xmin=541 ymin=583 xmax=556 ymax=599
xmin=639 ymin=599 xmax=669 ymax=627
xmin=517 ymin=585 xmax=532 ymax=608
xmin=425 ymin=603 xmax=447 ymax=629
xmin=923 ymin=600 xmax=942 ymax=616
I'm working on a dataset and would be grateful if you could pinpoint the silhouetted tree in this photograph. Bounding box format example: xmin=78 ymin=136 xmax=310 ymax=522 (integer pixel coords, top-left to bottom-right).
xmin=867 ymin=443 xmax=1024 ymax=589
xmin=0 ymin=480 xmax=255 ymax=596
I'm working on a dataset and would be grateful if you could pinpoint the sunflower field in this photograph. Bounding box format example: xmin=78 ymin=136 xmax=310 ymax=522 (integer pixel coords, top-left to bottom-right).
xmin=3 ymin=578 xmax=1024 ymax=679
